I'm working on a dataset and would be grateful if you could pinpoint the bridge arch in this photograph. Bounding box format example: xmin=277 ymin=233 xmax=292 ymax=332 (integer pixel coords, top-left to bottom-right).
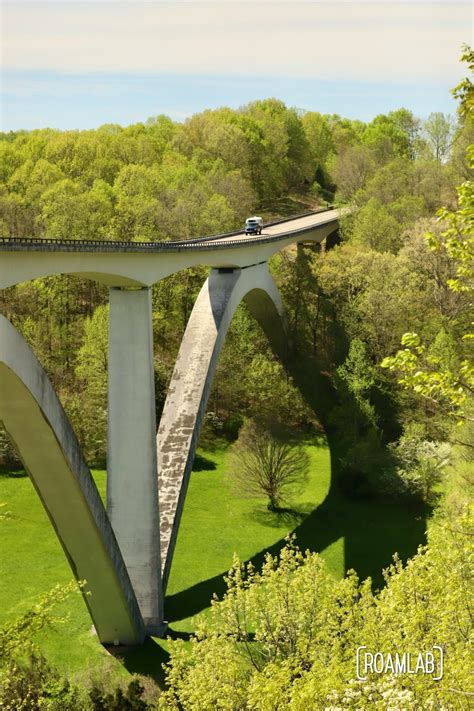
xmin=156 ymin=263 xmax=290 ymax=590
xmin=0 ymin=316 xmax=145 ymax=645
xmin=0 ymin=210 xmax=343 ymax=643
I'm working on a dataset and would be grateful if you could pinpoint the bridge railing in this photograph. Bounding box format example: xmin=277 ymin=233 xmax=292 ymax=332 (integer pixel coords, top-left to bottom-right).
xmin=0 ymin=207 xmax=336 ymax=253
xmin=182 ymin=205 xmax=335 ymax=245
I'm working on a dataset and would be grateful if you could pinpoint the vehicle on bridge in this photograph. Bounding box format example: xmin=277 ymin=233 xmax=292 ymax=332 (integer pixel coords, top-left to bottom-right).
xmin=244 ymin=216 xmax=263 ymax=235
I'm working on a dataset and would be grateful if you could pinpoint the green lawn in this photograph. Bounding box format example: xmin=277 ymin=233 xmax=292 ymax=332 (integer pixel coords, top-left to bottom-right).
xmin=0 ymin=437 xmax=428 ymax=685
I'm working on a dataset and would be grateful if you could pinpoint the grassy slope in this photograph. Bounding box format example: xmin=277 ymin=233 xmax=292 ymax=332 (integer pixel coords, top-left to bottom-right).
xmin=0 ymin=438 xmax=427 ymax=684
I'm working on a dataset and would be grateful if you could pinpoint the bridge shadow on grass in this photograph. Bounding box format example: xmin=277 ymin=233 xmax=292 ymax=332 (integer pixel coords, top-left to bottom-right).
xmin=106 ymin=637 xmax=171 ymax=686
xmin=106 ymin=629 xmax=197 ymax=684
xmin=191 ymin=453 xmax=217 ymax=472
xmin=165 ymin=488 xmax=430 ymax=624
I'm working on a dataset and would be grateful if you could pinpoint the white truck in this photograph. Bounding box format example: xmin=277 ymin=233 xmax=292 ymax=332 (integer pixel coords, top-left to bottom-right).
xmin=244 ymin=216 xmax=263 ymax=235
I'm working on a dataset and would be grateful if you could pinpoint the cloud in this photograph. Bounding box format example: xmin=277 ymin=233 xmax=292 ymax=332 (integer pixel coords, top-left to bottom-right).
xmin=3 ymin=2 xmax=471 ymax=83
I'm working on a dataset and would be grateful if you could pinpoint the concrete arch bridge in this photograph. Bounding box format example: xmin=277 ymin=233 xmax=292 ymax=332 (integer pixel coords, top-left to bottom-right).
xmin=0 ymin=208 xmax=340 ymax=644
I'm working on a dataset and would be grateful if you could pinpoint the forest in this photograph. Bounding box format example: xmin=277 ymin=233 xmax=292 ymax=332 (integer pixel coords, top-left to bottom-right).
xmin=0 ymin=48 xmax=472 ymax=709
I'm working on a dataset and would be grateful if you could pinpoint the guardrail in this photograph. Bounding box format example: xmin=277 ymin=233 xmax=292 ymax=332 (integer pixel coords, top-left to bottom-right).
xmin=0 ymin=207 xmax=337 ymax=254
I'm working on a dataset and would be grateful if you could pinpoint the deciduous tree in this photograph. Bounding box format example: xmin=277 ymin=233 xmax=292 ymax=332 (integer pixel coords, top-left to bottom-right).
xmin=229 ymin=419 xmax=309 ymax=511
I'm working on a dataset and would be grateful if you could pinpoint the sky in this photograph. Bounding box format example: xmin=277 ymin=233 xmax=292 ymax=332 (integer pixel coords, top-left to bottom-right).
xmin=1 ymin=1 xmax=473 ymax=131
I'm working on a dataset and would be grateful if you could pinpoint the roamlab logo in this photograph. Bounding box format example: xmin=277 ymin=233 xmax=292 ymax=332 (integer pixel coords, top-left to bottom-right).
xmin=356 ymin=646 xmax=444 ymax=681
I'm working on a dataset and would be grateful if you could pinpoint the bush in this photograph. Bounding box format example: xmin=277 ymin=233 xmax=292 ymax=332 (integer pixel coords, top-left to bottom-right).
xmin=1 ymin=655 xmax=85 ymax=711
xmin=389 ymin=423 xmax=451 ymax=502
xmin=89 ymin=678 xmax=149 ymax=710
xmin=161 ymin=506 xmax=473 ymax=709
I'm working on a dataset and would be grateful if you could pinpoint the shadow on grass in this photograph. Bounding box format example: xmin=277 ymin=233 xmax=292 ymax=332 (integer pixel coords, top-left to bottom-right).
xmin=248 ymin=504 xmax=314 ymax=528
xmin=106 ymin=629 xmax=196 ymax=684
xmin=0 ymin=468 xmax=27 ymax=478
xmin=165 ymin=352 xmax=430 ymax=625
xmin=165 ymin=488 xmax=431 ymax=624
xmin=106 ymin=637 xmax=170 ymax=686
xmin=192 ymin=453 xmax=217 ymax=472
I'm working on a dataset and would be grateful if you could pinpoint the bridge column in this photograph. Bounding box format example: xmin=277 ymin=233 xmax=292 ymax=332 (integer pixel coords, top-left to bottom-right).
xmin=107 ymin=287 xmax=165 ymax=635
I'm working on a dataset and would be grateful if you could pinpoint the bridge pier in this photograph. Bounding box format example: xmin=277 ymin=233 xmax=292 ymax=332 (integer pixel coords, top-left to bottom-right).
xmin=107 ymin=287 xmax=165 ymax=635
xmin=0 ymin=210 xmax=341 ymax=644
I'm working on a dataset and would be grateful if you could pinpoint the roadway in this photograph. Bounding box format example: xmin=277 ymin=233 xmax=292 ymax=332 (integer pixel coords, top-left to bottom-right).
xmin=208 ymin=208 xmax=338 ymax=245
xmin=0 ymin=208 xmax=340 ymax=288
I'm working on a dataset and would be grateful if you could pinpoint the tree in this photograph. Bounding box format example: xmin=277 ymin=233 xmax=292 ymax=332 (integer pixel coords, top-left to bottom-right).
xmin=39 ymin=178 xmax=113 ymax=240
xmin=351 ymin=197 xmax=402 ymax=253
xmin=423 ymin=112 xmax=455 ymax=162
xmin=330 ymin=144 xmax=377 ymax=201
xmin=228 ymin=420 xmax=309 ymax=511
xmin=74 ymin=304 xmax=109 ymax=463
xmin=301 ymin=111 xmax=334 ymax=170
xmin=161 ymin=509 xmax=473 ymax=709
xmin=361 ymin=114 xmax=411 ymax=162
xmin=382 ymin=48 xmax=473 ymax=424
xmin=386 ymin=108 xmax=422 ymax=158
xmin=389 ymin=422 xmax=451 ymax=502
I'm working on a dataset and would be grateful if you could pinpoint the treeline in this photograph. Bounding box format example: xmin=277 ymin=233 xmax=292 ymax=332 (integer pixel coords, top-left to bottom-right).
xmin=0 ymin=99 xmax=469 ymax=242
xmin=0 ymin=99 xmax=318 ymax=242
xmin=1 ymin=50 xmax=473 ymax=708
xmin=0 ymin=96 xmax=472 ymax=502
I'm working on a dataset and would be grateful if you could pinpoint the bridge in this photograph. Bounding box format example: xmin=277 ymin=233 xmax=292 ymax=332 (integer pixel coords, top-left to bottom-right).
xmin=0 ymin=208 xmax=340 ymax=644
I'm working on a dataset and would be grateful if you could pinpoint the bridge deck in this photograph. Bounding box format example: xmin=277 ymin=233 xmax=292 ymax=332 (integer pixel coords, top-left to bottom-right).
xmin=0 ymin=208 xmax=338 ymax=253
xmin=0 ymin=208 xmax=340 ymax=288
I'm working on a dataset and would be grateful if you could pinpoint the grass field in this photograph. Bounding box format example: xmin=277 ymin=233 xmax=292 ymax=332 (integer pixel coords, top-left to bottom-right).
xmin=0 ymin=437 xmax=429 ymax=686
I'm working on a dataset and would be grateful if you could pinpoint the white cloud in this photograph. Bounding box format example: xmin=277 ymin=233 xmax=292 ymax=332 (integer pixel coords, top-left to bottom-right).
xmin=3 ymin=2 xmax=471 ymax=83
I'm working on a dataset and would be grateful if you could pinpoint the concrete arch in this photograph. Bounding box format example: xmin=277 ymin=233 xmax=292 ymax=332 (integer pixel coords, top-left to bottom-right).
xmin=0 ymin=316 xmax=145 ymax=645
xmin=157 ymin=263 xmax=289 ymax=590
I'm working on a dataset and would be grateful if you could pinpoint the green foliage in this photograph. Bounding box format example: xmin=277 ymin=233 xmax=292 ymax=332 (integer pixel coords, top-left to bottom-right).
xmin=336 ymin=339 xmax=377 ymax=420
xmin=0 ymin=581 xmax=80 ymax=664
xmin=89 ymin=678 xmax=149 ymax=710
xmin=301 ymin=111 xmax=334 ymax=169
xmin=39 ymin=178 xmax=113 ymax=240
xmin=314 ymin=244 xmax=435 ymax=359
xmin=0 ymin=421 xmax=20 ymax=469
xmin=1 ymin=655 xmax=84 ymax=711
xmin=366 ymin=50 xmax=474 ymax=436
xmin=328 ymin=341 xmax=392 ymax=497
xmin=0 ymin=582 xmax=86 ymax=710
xmin=422 ymin=112 xmax=456 ymax=162
xmin=329 ymin=144 xmax=377 ymax=201
xmin=228 ymin=419 xmax=310 ymax=511
xmin=429 ymin=176 xmax=474 ymax=295
xmin=389 ymin=422 xmax=451 ymax=502
xmin=381 ymin=66 xmax=473 ymax=423
xmin=452 ymin=45 xmax=474 ymax=115
xmin=74 ymin=304 xmax=109 ymax=463
xmin=243 ymin=354 xmax=309 ymax=425
xmin=161 ymin=508 xmax=473 ymax=708
xmin=351 ymin=197 xmax=401 ymax=252
xmin=382 ymin=331 xmax=473 ymax=422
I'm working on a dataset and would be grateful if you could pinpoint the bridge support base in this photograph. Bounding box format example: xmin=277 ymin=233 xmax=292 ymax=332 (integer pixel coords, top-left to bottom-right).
xmin=107 ymin=287 xmax=164 ymax=634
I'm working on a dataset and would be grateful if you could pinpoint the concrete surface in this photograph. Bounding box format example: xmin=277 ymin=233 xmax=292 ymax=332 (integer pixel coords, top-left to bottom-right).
xmin=156 ymin=263 xmax=286 ymax=590
xmin=0 ymin=209 xmax=338 ymax=641
xmin=107 ymin=288 xmax=164 ymax=634
xmin=0 ymin=210 xmax=339 ymax=289
xmin=0 ymin=316 xmax=145 ymax=645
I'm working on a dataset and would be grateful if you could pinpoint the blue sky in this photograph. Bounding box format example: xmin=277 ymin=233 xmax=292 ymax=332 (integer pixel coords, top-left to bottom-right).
xmin=2 ymin=1 xmax=472 ymax=131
